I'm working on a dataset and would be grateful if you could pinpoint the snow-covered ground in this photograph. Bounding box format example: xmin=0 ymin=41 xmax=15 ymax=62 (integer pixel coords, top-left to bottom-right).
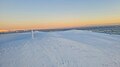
xmin=0 ymin=30 xmax=120 ymax=67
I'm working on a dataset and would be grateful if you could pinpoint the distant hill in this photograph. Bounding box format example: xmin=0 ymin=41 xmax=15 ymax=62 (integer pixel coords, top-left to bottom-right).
xmin=0 ymin=25 xmax=120 ymax=35
xmin=75 ymin=25 xmax=120 ymax=35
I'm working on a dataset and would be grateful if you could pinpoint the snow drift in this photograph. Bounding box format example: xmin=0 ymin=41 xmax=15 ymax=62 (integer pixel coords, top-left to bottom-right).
xmin=0 ymin=30 xmax=120 ymax=67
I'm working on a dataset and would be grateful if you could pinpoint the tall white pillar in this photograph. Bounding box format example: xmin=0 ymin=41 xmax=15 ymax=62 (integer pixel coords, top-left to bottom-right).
xmin=31 ymin=30 xmax=34 ymax=39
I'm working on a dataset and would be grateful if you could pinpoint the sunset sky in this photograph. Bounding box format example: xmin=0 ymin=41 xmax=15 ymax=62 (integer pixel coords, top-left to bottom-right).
xmin=0 ymin=0 xmax=120 ymax=32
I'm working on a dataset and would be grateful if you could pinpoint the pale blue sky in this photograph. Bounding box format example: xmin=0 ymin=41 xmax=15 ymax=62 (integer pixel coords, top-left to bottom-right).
xmin=0 ymin=0 xmax=120 ymax=30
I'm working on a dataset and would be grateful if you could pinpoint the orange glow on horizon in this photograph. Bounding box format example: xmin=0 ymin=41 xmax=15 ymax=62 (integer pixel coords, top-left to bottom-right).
xmin=0 ymin=30 xmax=9 ymax=32
xmin=0 ymin=17 xmax=120 ymax=31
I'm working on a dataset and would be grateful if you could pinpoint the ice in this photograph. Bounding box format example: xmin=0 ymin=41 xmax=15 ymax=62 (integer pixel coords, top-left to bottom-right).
xmin=0 ymin=30 xmax=120 ymax=67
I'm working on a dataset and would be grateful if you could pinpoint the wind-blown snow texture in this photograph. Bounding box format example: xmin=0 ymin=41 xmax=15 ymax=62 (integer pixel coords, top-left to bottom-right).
xmin=0 ymin=30 xmax=120 ymax=67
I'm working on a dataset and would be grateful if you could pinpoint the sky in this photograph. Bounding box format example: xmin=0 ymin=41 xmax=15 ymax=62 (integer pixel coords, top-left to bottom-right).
xmin=0 ymin=0 xmax=120 ymax=32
